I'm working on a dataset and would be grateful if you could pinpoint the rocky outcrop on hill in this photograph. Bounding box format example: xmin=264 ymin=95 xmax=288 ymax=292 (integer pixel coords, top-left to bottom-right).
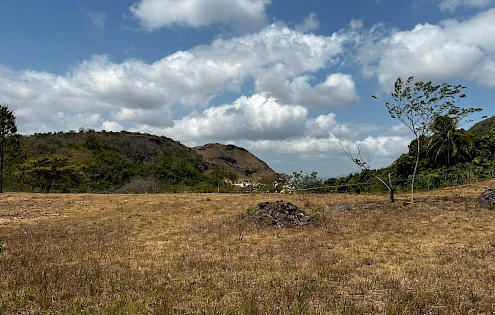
xmin=194 ymin=143 xmax=275 ymax=180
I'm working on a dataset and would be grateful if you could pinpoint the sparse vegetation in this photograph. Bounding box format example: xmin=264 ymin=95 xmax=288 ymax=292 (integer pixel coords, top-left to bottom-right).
xmin=2 ymin=183 xmax=495 ymax=313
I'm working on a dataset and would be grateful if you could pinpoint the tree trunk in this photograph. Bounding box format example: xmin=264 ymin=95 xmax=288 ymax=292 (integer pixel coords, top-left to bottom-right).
xmin=388 ymin=172 xmax=395 ymax=203
xmin=411 ymin=136 xmax=420 ymax=203
xmin=0 ymin=134 xmax=4 ymax=194
xmin=373 ymin=174 xmax=394 ymax=204
xmin=447 ymin=148 xmax=450 ymax=167
xmin=46 ymin=177 xmax=53 ymax=193
xmin=0 ymin=108 xmax=3 ymax=193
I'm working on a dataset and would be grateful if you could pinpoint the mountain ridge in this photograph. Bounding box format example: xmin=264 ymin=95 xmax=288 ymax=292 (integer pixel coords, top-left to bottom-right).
xmin=7 ymin=130 xmax=275 ymax=192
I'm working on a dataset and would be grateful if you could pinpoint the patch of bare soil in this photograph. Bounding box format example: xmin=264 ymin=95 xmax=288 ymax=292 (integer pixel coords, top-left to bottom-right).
xmin=0 ymin=194 xmax=70 ymax=225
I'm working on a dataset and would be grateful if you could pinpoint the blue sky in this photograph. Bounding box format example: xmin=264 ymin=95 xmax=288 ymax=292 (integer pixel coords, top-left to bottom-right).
xmin=1 ymin=0 xmax=494 ymax=177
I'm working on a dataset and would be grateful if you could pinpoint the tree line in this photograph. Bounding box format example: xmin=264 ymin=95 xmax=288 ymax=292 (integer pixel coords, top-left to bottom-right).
xmin=254 ymin=77 xmax=487 ymax=200
xmin=329 ymin=76 xmax=485 ymax=202
xmin=0 ymin=76 xmax=489 ymax=195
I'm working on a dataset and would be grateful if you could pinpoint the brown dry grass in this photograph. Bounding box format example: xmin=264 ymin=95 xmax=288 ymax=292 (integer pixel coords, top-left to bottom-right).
xmin=1 ymin=182 xmax=495 ymax=314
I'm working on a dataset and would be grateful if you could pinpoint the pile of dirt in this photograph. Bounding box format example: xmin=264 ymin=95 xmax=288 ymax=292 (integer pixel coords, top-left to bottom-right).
xmin=249 ymin=200 xmax=315 ymax=228
xmin=477 ymin=188 xmax=495 ymax=208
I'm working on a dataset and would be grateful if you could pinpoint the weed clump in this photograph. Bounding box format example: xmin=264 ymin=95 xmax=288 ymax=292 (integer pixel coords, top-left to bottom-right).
xmin=247 ymin=200 xmax=316 ymax=228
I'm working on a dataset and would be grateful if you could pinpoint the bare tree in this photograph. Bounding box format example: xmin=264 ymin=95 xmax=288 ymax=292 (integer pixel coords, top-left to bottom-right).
xmin=338 ymin=140 xmax=395 ymax=203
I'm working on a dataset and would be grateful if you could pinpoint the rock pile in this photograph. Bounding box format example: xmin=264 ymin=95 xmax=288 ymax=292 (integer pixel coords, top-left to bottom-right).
xmin=477 ymin=188 xmax=495 ymax=209
xmin=249 ymin=200 xmax=315 ymax=228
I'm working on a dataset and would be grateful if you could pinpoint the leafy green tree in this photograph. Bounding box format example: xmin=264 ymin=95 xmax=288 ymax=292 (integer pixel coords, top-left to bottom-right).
xmin=0 ymin=105 xmax=19 ymax=193
xmin=373 ymin=76 xmax=481 ymax=202
xmin=427 ymin=115 xmax=473 ymax=167
xmin=292 ymin=170 xmax=322 ymax=191
xmin=15 ymin=156 xmax=83 ymax=193
xmin=481 ymin=125 xmax=495 ymax=159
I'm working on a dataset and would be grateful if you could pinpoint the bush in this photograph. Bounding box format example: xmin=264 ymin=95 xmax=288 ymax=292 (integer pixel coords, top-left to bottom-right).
xmin=115 ymin=177 xmax=165 ymax=194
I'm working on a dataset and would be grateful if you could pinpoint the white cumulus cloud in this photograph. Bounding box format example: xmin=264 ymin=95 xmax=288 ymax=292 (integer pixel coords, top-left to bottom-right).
xmin=243 ymin=134 xmax=409 ymax=159
xmin=160 ymin=94 xmax=308 ymax=142
xmin=305 ymin=113 xmax=378 ymax=139
xmin=102 ymin=121 xmax=124 ymax=132
xmin=289 ymin=73 xmax=359 ymax=108
xmin=355 ymin=8 xmax=495 ymax=89
xmin=295 ymin=13 xmax=320 ymax=33
xmin=254 ymin=66 xmax=359 ymax=109
xmin=0 ymin=23 xmax=355 ymax=135
xmin=129 ymin=0 xmax=271 ymax=32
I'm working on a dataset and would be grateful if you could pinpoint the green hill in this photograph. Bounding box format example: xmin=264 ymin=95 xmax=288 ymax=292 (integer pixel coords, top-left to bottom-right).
xmin=5 ymin=130 xmax=274 ymax=193
xmin=469 ymin=115 xmax=495 ymax=135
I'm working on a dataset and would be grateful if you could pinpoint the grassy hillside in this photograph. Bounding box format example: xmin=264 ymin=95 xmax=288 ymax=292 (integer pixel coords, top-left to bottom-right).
xmin=9 ymin=130 xmax=271 ymax=193
xmin=2 ymin=183 xmax=495 ymax=313
xmin=21 ymin=130 xmax=203 ymax=166
xmin=469 ymin=115 xmax=495 ymax=135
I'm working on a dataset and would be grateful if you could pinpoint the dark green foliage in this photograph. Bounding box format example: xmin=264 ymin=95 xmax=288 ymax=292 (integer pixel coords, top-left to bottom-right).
xmin=208 ymin=165 xmax=239 ymax=182
xmin=0 ymin=104 xmax=19 ymax=193
xmin=469 ymin=115 xmax=495 ymax=135
xmin=1 ymin=133 xmax=22 ymax=191
xmin=292 ymin=171 xmax=322 ymax=191
xmin=15 ymin=156 xmax=84 ymax=193
xmin=427 ymin=116 xmax=473 ymax=167
xmin=326 ymin=115 xmax=495 ymax=194
xmin=8 ymin=131 xmax=237 ymax=193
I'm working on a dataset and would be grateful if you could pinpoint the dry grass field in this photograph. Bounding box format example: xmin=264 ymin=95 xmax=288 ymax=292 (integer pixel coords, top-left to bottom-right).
xmin=2 ymin=182 xmax=495 ymax=314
